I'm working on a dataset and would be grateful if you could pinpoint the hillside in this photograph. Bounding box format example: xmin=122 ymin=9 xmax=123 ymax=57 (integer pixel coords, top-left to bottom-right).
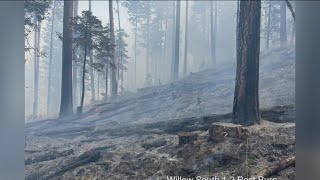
xmin=25 ymin=46 xmax=295 ymax=180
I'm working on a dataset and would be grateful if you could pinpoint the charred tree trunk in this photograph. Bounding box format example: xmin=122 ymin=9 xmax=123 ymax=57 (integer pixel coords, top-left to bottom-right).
xmin=173 ymin=0 xmax=181 ymax=80
xmin=214 ymin=1 xmax=217 ymax=62
xmin=72 ymin=0 xmax=79 ymax=109
xmin=266 ymin=0 xmax=271 ymax=50
xmin=210 ymin=0 xmax=215 ymax=65
xmin=59 ymin=0 xmax=74 ymax=118
xmin=89 ymin=55 xmax=95 ymax=102
xmin=290 ymin=21 xmax=295 ymax=44
xmin=89 ymin=0 xmax=95 ymax=103
xmin=280 ymin=0 xmax=287 ymax=47
xmin=105 ymin=63 xmax=109 ymax=99
xmin=183 ymin=1 xmax=188 ymax=76
xmin=134 ymin=20 xmax=137 ymax=87
xmin=232 ymin=0 xmax=261 ymax=126
xmin=236 ymin=0 xmax=240 ymax=54
xmin=97 ymin=74 xmax=100 ymax=100
xmin=79 ymin=32 xmax=88 ymax=114
xmin=116 ymin=0 xmax=124 ymax=93
xmin=33 ymin=20 xmax=41 ymax=119
xmin=170 ymin=1 xmax=176 ymax=81
xmin=146 ymin=2 xmax=151 ymax=79
xmin=109 ymin=0 xmax=118 ymax=98
xmin=47 ymin=2 xmax=56 ymax=117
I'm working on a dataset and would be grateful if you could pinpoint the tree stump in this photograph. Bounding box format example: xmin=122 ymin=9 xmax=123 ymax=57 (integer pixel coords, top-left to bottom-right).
xmin=178 ymin=132 xmax=198 ymax=145
xmin=208 ymin=123 xmax=247 ymax=142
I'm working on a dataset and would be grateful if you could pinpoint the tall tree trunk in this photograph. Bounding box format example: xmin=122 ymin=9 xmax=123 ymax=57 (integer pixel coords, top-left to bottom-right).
xmin=183 ymin=1 xmax=188 ymax=76
xmin=97 ymin=73 xmax=100 ymax=100
xmin=146 ymin=1 xmax=150 ymax=78
xmin=109 ymin=0 xmax=118 ymax=98
xmin=173 ymin=0 xmax=181 ymax=80
xmin=163 ymin=19 xmax=168 ymax=81
xmin=134 ymin=20 xmax=137 ymax=88
xmin=59 ymin=0 xmax=74 ymax=118
xmin=116 ymin=0 xmax=124 ymax=93
xmin=290 ymin=21 xmax=295 ymax=44
xmin=33 ymin=20 xmax=40 ymax=119
xmin=210 ymin=0 xmax=215 ymax=65
xmin=280 ymin=0 xmax=287 ymax=47
xmin=266 ymin=0 xmax=271 ymax=50
xmin=214 ymin=1 xmax=217 ymax=63
xmin=264 ymin=0 xmax=268 ymax=50
xmin=105 ymin=63 xmax=109 ymax=99
xmin=79 ymin=38 xmax=87 ymax=114
xmin=47 ymin=1 xmax=56 ymax=117
xmin=72 ymin=0 xmax=79 ymax=109
xmin=232 ymin=0 xmax=261 ymax=126
xmin=236 ymin=0 xmax=240 ymax=49
xmin=171 ymin=1 xmax=176 ymax=80
xmin=89 ymin=0 xmax=95 ymax=102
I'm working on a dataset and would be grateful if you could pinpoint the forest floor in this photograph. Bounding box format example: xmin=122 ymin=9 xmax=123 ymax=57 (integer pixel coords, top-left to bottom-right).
xmin=25 ymin=46 xmax=295 ymax=180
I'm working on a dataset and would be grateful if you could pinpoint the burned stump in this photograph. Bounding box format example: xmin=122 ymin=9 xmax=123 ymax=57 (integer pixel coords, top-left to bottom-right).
xmin=178 ymin=132 xmax=198 ymax=145
xmin=208 ymin=123 xmax=248 ymax=143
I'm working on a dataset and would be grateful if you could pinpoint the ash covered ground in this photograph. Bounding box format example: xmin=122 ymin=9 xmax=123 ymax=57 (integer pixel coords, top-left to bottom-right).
xmin=25 ymin=46 xmax=295 ymax=180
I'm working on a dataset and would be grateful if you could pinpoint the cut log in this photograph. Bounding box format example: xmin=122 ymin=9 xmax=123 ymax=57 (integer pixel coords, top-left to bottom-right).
xmin=25 ymin=149 xmax=74 ymax=165
xmin=178 ymin=132 xmax=198 ymax=145
xmin=254 ymin=155 xmax=295 ymax=178
xmin=39 ymin=149 xmax=101 ymax=180
xmin=208 ymin=123 xmax=248 ymax=142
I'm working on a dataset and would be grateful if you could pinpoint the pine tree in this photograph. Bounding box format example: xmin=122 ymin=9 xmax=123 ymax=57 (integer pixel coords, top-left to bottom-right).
xmin=59 ymin=0 xmax=74 ymax=118
xmin=233 ymin=0 xmax=261 ymax=126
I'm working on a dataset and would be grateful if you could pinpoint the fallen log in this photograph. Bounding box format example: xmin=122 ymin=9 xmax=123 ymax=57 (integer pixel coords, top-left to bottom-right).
xmin=254 ymin=155 xmax=295 ymax=178
xmin=25 ymin=149 xmax=74 ymax=165
xmin=41 ymin=149 xmax=101 ymax=180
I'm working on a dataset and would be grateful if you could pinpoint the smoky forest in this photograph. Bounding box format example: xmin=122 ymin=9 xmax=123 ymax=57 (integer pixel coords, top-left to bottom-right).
xmin=25 ymin=0 xmax=296 ymax=179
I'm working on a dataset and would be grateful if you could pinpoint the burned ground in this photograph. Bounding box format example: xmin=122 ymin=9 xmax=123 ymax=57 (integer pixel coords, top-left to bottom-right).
xmin=25 ymin=46 xmax=295 ymax=180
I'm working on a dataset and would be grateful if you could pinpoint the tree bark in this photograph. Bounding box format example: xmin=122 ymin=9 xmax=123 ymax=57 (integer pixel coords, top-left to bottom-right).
xmin=170 ymin=1 xmax=176 ymax=81
xmin=210 ymin=0 xmax=215 ymax=66
xmin=236 ymin=0 xmax=240 ymax=54
xmin=280 ymin=0 xmax=287 ymax=47
xmin=89 ymin=0 xmax=95 ymax=102
xmin=116 ymin=0 xmax=124 ymax=93
xmin=266 ymin=0 xmax=271 ymax=50
xmin=146 ymin=1 xmax=151 ymax=79
xmin=47 ymin=1 xmax=56 ymax=117
xmin=173 ymin=0 xmax=181 ymax=80
xmin=134 ymin=20 xmax=137 ymax=88
xmin=59 ymin=0 xmax=74 ymax=118
xmin=33 ymin=20 xmax=40 ymax=119
xmin=214 ymin=1 xmax=217 ymax=63
xmin=72 ymin=0 xmax=79 ymax=109
xmin=183 ymin=1 xmax=188 ymax=76
xmin=232 ymin=0 xmax=261 ymax=126
xmin=79 ymin=32 xmax=87 ymax=114
xmin=109 ymin=0 xmax=118 ymax=98
xmin=105 ymin=63 xmax=109 ymax=99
